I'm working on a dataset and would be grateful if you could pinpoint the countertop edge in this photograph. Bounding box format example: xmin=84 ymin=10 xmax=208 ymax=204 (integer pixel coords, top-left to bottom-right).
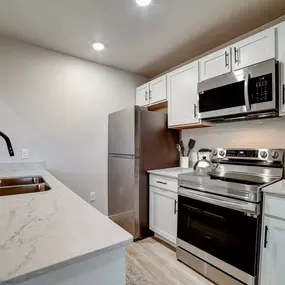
xmin=147 ymin=171 xmax=178 ymax=179
xmin=1 ymin=237 xmax=132 ymax=285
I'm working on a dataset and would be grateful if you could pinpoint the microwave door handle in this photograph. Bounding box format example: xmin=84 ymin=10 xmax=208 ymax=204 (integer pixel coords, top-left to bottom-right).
xmin=244 ymin=74 xmax=251 ymax=112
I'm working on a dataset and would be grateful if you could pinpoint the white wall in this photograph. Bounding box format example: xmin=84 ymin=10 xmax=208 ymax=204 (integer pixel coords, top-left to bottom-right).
xmin=182 ymin=117 xmax=285 ymax=162
xmin=0 ymin=38 xmax=146 ymax=214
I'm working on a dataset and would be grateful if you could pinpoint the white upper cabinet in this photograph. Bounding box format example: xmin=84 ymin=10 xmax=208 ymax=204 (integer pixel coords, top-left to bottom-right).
xmin=136 ymin=83 xmax=149 ymax=106
xmin=199 ymin=47 xmax=232 ymax=81
xmin=167 ymin=61 xmax=199 ymax=127
xmin=232 ymin=28 xmax=276 ymax=70
xmin=260 ymin=216 xmax=285 ymax=285
xmin=149 ymin=75 xmax=167 ymax=104
xmin=276 ymin=22 xmax=285 ymax=114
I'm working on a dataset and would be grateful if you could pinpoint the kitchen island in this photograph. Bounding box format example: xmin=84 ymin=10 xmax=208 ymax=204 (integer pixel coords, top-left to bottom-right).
xmin=0 ymin=165 xmax=132 ymax=285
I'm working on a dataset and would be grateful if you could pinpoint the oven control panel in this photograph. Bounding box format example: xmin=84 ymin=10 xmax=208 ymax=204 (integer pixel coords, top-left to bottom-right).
xmin=213 ymin=148 xmax=284 ymax=162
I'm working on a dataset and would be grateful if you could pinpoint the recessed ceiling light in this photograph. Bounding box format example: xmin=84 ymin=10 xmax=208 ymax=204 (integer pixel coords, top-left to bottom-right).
xmin=92 ymin=42 xmax=105 ymax=51
xmin=135 ymin=0 xmax=152 ymax=7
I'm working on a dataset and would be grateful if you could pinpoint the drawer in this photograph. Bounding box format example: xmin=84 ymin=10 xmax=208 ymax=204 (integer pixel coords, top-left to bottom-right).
xmin=264 ymin=195 xmax=285 ymax=220
xmin=149 ymin=174 xmax=178 ymax=193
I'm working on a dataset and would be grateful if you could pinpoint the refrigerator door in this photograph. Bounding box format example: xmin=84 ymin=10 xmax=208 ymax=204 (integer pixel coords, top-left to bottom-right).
xmin=108 ymin=154 xmax=140 ymax=238
xmin=108 ymin=106 xmax=136 ymax=156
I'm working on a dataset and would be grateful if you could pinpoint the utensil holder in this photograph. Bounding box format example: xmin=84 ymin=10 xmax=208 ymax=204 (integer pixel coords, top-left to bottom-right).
xmin=180 ymin=156 xmax=189 ymax=169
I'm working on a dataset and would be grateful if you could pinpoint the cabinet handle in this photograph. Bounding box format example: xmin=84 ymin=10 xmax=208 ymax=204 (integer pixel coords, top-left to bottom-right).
xmin=283 ymin=84 xmax=285 ymax=104
xmin=264 ymin=225 xmax=269 ymax=248
xmin=174 ymin=200 xmax=177 ymax=214
xmin=194 ymin=104 xmax=197 ymax=118
xmin=234 ymin=47 xmax=238 ymax=64
xmin=225 ymin=51 xmax=229 ymax=67
xmin=145 ymin=91 xmax=148 ymax=101
xmin=156 ymin=180 xmax=167 ymax=185
xmin=149 ymin=90 xmax=152 ymax=100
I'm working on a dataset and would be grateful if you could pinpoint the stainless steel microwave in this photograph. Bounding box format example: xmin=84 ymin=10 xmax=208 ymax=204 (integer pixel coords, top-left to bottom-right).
xmin=198 ymin=59 xmax=279 ymax=122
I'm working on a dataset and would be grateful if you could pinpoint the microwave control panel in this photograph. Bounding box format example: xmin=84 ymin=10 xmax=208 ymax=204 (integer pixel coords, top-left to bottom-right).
xmin=249 ymin=73 xmax=272 ymax=104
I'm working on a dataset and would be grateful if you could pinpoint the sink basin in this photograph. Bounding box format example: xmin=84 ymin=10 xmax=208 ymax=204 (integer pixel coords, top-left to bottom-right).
xmin=0 ymin=183 xmax=51 ymax=196
xmin=0 ymin=176 xmax=45 ymax=187
xmin=0 ymin=176 xmax=51 ymax=196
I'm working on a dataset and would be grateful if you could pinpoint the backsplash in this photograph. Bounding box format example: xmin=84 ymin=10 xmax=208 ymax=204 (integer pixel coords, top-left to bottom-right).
xmin=182 ymin=117 xmax=285 ymax=161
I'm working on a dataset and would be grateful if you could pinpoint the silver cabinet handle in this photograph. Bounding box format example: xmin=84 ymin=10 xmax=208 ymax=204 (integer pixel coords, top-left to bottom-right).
xmin=156 ymin=180 xmax=167 ymax=185
xmin=234 ymin=47 xmax=238 ymax=64
xmin=194 ymin=104 xmax=198 ymax=118
xmin=149 ymin=90 xmax=152 ymax=100
xmin=145 ymin=91 xmax=148 ymax=101
xmin=174 ymin=200 xmax=177 ymax=214
xmin=225 ymin=51 xmax=229 ymax=67
xmin=244 ymin=74 xmax=251 ymax=112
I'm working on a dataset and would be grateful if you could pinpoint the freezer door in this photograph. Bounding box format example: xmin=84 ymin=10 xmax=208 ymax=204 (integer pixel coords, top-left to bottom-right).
xmin=108 ymin=107 xmax=136 ymax=155
xmin=108 ymin=154 xmax=139 ymax=238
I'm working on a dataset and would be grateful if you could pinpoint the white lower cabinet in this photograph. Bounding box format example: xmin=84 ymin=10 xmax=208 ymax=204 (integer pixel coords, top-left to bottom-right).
xmin=149 ymin=186 xmax=177 ymax=244
xmin=260 ymin=195 xmax=285 ymax=285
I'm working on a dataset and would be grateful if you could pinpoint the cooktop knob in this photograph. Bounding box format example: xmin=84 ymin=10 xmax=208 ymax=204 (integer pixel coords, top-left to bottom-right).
xmin=219 ymin=150 xmax=225 ymax=157
xmin=271 ymin=151 xmax=279 ymax=159
xmin=260 ymin=151 xmax=268 ymax=159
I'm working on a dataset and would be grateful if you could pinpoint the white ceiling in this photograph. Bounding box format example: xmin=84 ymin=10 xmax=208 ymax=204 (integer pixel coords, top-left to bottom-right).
xmin=0 ymin=0 xmax=285 ymax=77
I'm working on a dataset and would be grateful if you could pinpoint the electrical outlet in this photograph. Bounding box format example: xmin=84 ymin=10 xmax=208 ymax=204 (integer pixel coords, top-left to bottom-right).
xmin=90 ymin=192 xmax=96 ymax=202
xmin=21 ymin=149 xmax=29 ymax=159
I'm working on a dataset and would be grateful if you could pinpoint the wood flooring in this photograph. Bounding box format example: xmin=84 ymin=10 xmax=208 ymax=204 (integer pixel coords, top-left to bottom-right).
xmin=126 ymin=237 xmax=214 ymax=285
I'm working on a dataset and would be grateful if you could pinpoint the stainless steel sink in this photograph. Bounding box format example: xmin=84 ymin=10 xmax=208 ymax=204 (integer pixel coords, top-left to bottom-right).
xmin=0 ymin=184 xmax=51 ymax=196
xmin=0 ymin=176 xmax=51 ymax=196
xmin=0 ymin=176 xmax=45 ymax=187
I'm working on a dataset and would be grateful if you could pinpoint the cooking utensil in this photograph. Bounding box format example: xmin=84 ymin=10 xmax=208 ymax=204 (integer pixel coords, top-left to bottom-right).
xmin=180 ymin=141 xmax=185 ymax=157
xmin=186 ymin=139 xmax=196 ymax=157
xmin=176 ymin=144 xmax=182 ymax=154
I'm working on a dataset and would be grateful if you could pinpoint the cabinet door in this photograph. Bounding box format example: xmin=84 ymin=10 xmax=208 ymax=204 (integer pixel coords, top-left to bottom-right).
xmin=232 ymin=28 xmax=276 ymax=70
xmin=149 ymin=186 xmax=177 ymax=244
xmin=136 ymin=83 xmax=149 ymax=106
xmin=199 ymin=47 xmax=231 ymax=81
xmin=277 ymin=22 xmax=285 ymax=115
xmin=149 ymin=75 xmax=167 ymax=104
xmin=167 ymin=61 xmax=199 ymax=127
xmin=260 ymin=216 xmax=285 ymax=285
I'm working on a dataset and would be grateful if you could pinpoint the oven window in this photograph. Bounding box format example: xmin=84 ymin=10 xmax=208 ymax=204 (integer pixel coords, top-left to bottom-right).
xmin=199 ymin=81 xmax=245 ymax=112
xmin=178 ymin=195 xmax=260 ymax=276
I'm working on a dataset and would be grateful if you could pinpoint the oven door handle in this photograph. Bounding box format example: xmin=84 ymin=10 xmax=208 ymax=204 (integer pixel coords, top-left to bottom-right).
xmin=244 ymin=74 xmax=251 ymax=112
xmin=179 ymin=188 xmax=259 ymax=216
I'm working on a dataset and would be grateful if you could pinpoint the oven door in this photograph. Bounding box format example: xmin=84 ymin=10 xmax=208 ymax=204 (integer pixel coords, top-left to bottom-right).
xmin=177 ymin=188 xmax=260 ymax=284
xmin=198 ymin=59 xmax=277 ymax=120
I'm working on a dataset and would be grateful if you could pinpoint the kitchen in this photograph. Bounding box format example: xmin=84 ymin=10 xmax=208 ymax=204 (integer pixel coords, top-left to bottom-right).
xmin=1 ymin=0 xmax=285 ymax=285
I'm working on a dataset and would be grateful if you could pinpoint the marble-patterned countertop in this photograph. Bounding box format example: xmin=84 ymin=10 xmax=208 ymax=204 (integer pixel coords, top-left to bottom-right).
xmin=263 ymin=179 xmax=285 ymax=197
xmin=148 ymin=167 xmax=194 ymax=179
xmin=0 ymin=169 xmax=132 ymax=285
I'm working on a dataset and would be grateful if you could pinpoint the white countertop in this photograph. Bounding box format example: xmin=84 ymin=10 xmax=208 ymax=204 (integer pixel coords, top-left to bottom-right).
xmin=263 ymin=179 xmax=285 ymax=197
xmin=148 ymin=167 xmax=193 ymax=179
xmin=0 ymin=169 xmax=132 ymax=285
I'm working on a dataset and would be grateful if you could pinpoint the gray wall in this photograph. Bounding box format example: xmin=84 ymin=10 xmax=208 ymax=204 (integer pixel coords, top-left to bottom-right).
xmin=0 ymin=38 xmax=146 ymax=215
xmin=182 ymin=117 xmax=285 ymax=162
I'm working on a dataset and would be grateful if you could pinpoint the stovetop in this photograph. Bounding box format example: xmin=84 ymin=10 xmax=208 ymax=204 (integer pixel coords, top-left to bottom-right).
xmin=178 ymin=148 xmax=284 ymax=203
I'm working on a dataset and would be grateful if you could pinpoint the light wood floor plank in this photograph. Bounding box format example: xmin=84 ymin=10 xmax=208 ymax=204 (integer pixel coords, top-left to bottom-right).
xmin=126 ymin=237 xmax=214 ymax=285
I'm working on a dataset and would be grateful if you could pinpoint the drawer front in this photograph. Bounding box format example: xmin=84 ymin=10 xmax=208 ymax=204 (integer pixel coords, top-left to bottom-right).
xmin=149 ymin=174 xmax=178 ymax=193
xmin=264 ymin=195 xmax=285 ymax=220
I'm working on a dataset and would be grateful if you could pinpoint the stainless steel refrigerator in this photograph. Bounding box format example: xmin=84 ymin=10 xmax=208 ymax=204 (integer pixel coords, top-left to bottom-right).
xmin=108 ymin=106 xmax=179 ymax=239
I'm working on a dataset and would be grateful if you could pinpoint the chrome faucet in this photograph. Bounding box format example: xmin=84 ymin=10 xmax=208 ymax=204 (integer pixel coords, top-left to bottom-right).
xmin=0 ymin=131 xmax=15 ymax=156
